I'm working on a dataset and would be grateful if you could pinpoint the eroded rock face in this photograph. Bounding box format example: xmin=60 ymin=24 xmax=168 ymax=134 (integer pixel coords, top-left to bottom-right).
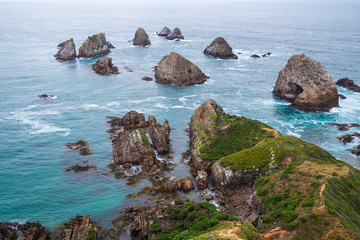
xmin=133 ymin=27 xmax=151 ymax=46
xmin=60 ymin=215 xmax=97 ymax=240
xmin=196 ymin=170 xmax=208 ymax=190
xmin=109 ymin=111 xmax=170 ymax=168
xmin=189 ymin=99 xmax=224 ymax=171
xmin=153 ymin=177 xmax=195 ymax=193
xmin=211 ymin=162 xmax=268 ymax=190
xmin=55 ymin=38 xmax=76 ymax=61
xmin=166 ymin=27 xmax=184 ymax=40
xmin=336 ymin=77 xmax=360 ymax=92
xmin=78 ymin=33 xmax=111 ymax=58
xmin=203 ymin=37 xmax=238 ymax=59
xmin=155 ymin=52 xmax=209 ymax=86
xmin=92 ymin=57 xmax=119 ymax=75
xmin=148 ymin=116 xmax=171 ymax=154
xmin=0 ymin=222 xmax=51 ymax=240
xmin=273 ymin=54 xmax=339 ymax=111
xmin=158 ymin=26 xmax=171 ymax=36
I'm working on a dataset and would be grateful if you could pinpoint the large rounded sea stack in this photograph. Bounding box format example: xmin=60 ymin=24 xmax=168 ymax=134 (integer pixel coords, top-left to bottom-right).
xmin=155 ymin=52 xmax=209 ymax=86
xmin=133 ymin=27 xmax=151 ymax=46
xmin=203 ymin=37 xmax=238 ymax=59
xmin=166 ymin=27 xmax=184 ymax=40
xmin=273 ymin=54 xmax=339 ymax=112
xmin=55 ymin=38 xmax=76 ymax=61
xmin=158 ymin=26 xmax=171 ymax=36
xmin=78 ymin=32 xmax=111 ymax=58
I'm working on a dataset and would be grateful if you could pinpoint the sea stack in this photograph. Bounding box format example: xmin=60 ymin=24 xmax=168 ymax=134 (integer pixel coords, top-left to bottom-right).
xmin=55 ymin=38 xmax=76 ymax=61
xmin=78 ymin=33 xmax=112 ymax=58
xmin=166 ymin=27 xmax=184 ymax=40
xmin=155 ymin=52 xmax=209 ymax=86
xmin=133 ymin=27 xmax=151 ymax=46
xmin=203 ymin=37 xmax=238 ymax=59
xmin=158 ymin=26 xmax=171 ymax=36
xmin=273 ymin=54 xmax=339 ymax=112
xmin=92 ymin=57 xmax=119 ymax=75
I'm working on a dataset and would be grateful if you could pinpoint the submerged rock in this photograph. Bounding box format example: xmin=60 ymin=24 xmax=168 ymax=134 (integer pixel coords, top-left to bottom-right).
xmin=65 ymin=140 xmax=92 ymax=155
xmin=336 ymin=77 xmax=360 ymax=92
xmin=203 ymin=37 xmax=238 ymax=59
xmin=78 ymin=33 xmax=111 ymax=58
xmin=92 ymin=57 xmax=119 ymax=75
xmin=55 ymin=38 xmax=76 ymax=61
xmin=350 ymin=145 xmax=360 ymax=155
xmin=155 ymin=52 xmax=209 ymax=86
xmin=142 ymin=76 xmax=153 ymax=81
xmin=273 ymin=54 xmax=339 ymax=111
xmin=251 ymin=54 xmax=261 ymax=58
xmin=65 ymin=161 xmax=97 ymax=173
xmin=38 ymin=94 xmax=55 ymax=99
xmin=165 ymin=27 xmax=184 ymax=40
xmin=133 ymin=27 xmax=151 ymax=46
xmin=329 ymin=123 xmax=360 ymax=131
xmin=158 ymin=26 xmax=171 ymax=36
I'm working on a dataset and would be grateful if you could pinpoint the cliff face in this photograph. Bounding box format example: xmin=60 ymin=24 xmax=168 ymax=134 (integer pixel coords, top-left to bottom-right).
xmin=273 ymin=54 xmax=339 ymax=111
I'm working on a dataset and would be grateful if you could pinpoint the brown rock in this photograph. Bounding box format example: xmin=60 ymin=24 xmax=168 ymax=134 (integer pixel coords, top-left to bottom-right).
xmin=251 ymin=54 xmax=261 ymax=58
xmin=148 ymin=115 xmax=171 ymax=154
xmin=205 ymin=195 xmax=214 ymax=201
xmin=78 ymin=33 xmax=111 ymax=58
xmin=336 ymin=78 xmax=360 ymax=92
xmin=196 ymin=170 xmax=208 ymax=190
xmin=158 ymin=26 xmax=171 ymax=36
xmin=155 ymin=52 xmax=209 ymax=86
xmin=55 ymin=38 xmax=76 ymax=61
xmin=133 ymin=27 xmax=151 ymax=46
xmin=123 ymin=163 xmax=131 ymax=168
xmin=60 ymin=215 xmax=97 ymax=240
xmin=273 ymin=54 xmax=339 ymax=111
xmin=203 ymin=37 xmax=238 ymax=59
xmin=92 ymin=57 xmax=119 ymax=75
xmin=142 ymin=76 xmax=153 ymax=81
xmin=350 ymin=145 xmax=360 ymax=155
xmin=121 ymin=110 xmax=148 ymax=130
xmin=166 ymin=27 xmax=184 ymax=40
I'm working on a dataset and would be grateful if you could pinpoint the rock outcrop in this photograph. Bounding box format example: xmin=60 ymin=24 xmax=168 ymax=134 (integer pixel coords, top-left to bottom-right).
xmin=78 ymin=33 xmax=111 ymax=58
xmin=153 ymin=177 xmax=195 ymax=193
xmin=203 ymin=37 xmax=238 ymax=59
xmin=195 ymin=170 xmax=208 ymax=190
xmin=133 ymin=27 xmax=151 ymax=46
xmin=38 ymin=94 xmax=55 ymax=99
xmin=336 ymin=77 xmax=360 ymax=92
xmin=109 ymin=111 xmax=170 ymax=168
xmin=155 ymin=52 xmax=209 ymax=86
xmin=158 ymin=26 xmax=171 ymax=36
xmin=55 ymin=38 xmax=76 ymax=61
xmin=0 ymin=222 xmax=51 ymax=240
xmin=59 ymin=215 xmax=97 ymax=240
xmin=65 ymin=140 xmax=92 ymax=155
xmin=165 ymin=27 xmax=184 ymax=40
xmin=65 ymin=160 xmax=97 ymax=173
xmin=251 ymin=54 xmax=261 ymax=58
xmin=92 ymin=57 xmax=119 ymax=75
xmin=273 ymin=54 xmax=339 ymax=111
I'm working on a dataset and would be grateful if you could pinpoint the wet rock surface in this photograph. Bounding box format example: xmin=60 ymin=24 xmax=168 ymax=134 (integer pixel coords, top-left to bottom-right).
xmin=65 ymin=160 xmax=97 ymax=173
xmin=336 ymin=77 xmax=360 ymax=92
xmin=273 ymin=54 xmax=339 ymax=111
xmin=155 ymin=52 xmax=209 ymax=86
xmin=142 ymin=76 xmax=153 ymax=81
xmin=329 ymin=123 xmax=360 ymax=131
xmin=203 ymin=37 xmax=238 ymax=59
xmin=65 ymin=140 xmax=92 ymax=156
xmin=38 ymin=94 xmax=55 ymax=99
xmin=251 ymin=54 xmax=261 ymax=58
xmin=92 ymin=57 xmax=119 ymax=75
xmin=350 ymin=145 xmax=360 ymax=155
xmin=152 ymin=177 xmax=195 ymax=193
xmin=195 ymin=170 xmax=208 ymax=190
xmin=158 ymin=26 xmax=171 ymax=36
xmin=55 ymin=38 xmax=76 ymax=61
xmin=165 ymin=27 xmax=184 ymax=40
xmin=59 ymin=215 xmax=97 ymax=240
xmin=133 ymin=27 xmax=151 ymax=46
xmin=78 ymin=33 xmax=111 ymax=58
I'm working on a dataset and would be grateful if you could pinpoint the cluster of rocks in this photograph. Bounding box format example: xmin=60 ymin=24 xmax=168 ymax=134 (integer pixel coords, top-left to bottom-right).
xmin=336 ymin=77 xmax=360 ymax=92
xmin=157 ymin=26 xmax=184 ymax=40
xmin=273 ymin=54 xmax=339 ymax=112
xmin=65 ymin=140 xmax=92 ymax=156
xmin=92 ymin=57 xmax=119 ymax=75
xmin=152 ymin=177 xmax=194 ymax=193
xmin=329 ymin=122 xmax=360 ymax=131
xmin=55 ymin=33 xmax=114 ymax=61
xmin=108 ymin=110 xmax=170 ymax=169
xmin=65 ymin=160 xmax=97 ymax=173
xmin=155 ymin=52 xmax=209 ymax=86
xmin=251 ymin=52 xmax=272 ymax=58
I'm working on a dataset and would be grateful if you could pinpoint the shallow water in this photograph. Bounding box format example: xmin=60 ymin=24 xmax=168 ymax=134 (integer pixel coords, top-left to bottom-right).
xmin=0 ymin=0 xmax=359 ymax=228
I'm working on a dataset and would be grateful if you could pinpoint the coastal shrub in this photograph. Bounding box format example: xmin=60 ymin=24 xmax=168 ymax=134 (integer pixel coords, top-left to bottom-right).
xmin=86 ymin=228 xmax=96 ymax=240
xmin=149 ymin=218 xmax=161 ymax=233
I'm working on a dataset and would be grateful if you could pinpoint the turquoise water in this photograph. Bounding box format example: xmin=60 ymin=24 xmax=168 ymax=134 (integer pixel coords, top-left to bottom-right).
xmin=0 ymin=0 xmax=359 ymax=228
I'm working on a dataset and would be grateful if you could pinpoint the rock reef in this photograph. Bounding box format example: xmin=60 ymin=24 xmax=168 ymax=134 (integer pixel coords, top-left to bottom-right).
xmin=55 ymin=38 xmax=76 ymax=61
xmin=273 ymin=54 xmax=339 ymax=111
xmin=336 ymin=77 xmax=360 ymax=92
xmin=65 ymin=140 xmax=92 ymax=156
xmin=133 ymin=27 xmax=151 ymax=46
xmin=165 ymin=27 xmax=184 ymax=40
xmin=78 ymin=33 xmax=112 ymax=58
xmin=203 ymin=37 xmax=238 ymax=59
xmin=158 ymin=26 xmax=171 ymax=36
xmin=155 ymin=52 xmax=209 ymax=86
xmin=92 ymin=57 xmax=119 ymax=75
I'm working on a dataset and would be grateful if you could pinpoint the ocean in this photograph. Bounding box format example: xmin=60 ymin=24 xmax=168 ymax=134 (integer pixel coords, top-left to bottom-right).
xmin=0 ymin=0 xmax=359 ymax=229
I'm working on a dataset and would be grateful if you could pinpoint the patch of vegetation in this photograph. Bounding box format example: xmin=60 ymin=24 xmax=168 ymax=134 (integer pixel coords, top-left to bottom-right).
xmin=86 ymin=228 xmax=96 ymax=240
xmin=239 ymin=223 xmax=261 ymax=240
xmin=150 ymin=202 xmax=238 ymax=240
xmin=219 ymin=136 xmax=335 ymax=171
xmin=198 ymin=114 xmax=276 ymax=161
xmin=324 ymin=169 xmax=360 ymax=239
